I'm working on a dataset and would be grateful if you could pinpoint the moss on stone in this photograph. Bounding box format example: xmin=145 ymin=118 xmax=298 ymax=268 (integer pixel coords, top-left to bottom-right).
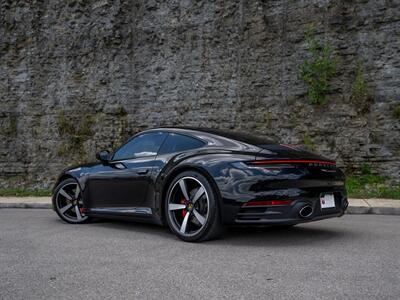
xmin=393 ymin=105 xmax=400 ymax=119
xmin=113 ymin=106 xmax=128 ymax=117
xmin=303 ymin=133 xmax=315 ymax=151
xmin=56 ymin=111 xmax=94 ymax=157
xmin=1 ymin=115 xmax=18 ymax=137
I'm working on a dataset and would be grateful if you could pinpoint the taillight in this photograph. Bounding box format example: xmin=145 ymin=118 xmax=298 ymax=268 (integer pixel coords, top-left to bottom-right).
xmin=243 ymin=200 xmax=293 ymax=207
xmin=247 ymin=159 xmax=336 ymax=166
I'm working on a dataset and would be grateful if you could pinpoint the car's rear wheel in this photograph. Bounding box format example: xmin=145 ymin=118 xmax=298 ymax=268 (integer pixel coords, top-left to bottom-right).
xmin=53 ymin=178 xmax=90 ymax=224
xmin=165 ymin=171 xmax=222 ymax=242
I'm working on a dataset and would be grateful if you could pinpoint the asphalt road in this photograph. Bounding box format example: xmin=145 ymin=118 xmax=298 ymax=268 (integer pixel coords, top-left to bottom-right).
xmin=0 ymin=210 xmax=399 ymax=300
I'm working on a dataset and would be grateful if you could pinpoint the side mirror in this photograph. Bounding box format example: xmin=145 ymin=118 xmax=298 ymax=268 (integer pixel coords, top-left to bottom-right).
xmin=96 ymin=150 xmax=110 ymax=163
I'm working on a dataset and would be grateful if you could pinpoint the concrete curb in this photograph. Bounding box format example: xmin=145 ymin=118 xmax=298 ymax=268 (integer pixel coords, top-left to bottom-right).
xmin=0 ymin=197 xmax=399 ymax=215
xmin=346 ymin=199 xmax=400 ymax=216
xmin=346 ymin=199 xmax=371 ymax=214
xmin=0 ymin=197 xmax=52 ymax=209
xmin=0 ymin=202 xmax=52 ymax=209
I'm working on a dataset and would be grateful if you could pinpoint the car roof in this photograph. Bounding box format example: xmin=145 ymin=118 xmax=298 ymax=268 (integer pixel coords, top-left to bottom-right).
xmin=146 ymin=127 xmax=276 ymax=146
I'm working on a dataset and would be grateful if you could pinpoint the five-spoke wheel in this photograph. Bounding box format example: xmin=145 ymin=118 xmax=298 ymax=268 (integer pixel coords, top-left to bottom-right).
xmin=165 ymin=171 xmax=222 ymax=242
xmin=53 ymin=178 xmax=89 ymax=224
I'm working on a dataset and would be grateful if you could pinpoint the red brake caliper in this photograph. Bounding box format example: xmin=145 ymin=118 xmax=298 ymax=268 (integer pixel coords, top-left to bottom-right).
xmin=181 ymin=199 xmax=187 ymax=218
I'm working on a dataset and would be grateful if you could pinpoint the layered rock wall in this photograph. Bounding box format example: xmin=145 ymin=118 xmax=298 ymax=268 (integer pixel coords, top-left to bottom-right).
xmin=0 ymin=0 xmax=399 ymax=187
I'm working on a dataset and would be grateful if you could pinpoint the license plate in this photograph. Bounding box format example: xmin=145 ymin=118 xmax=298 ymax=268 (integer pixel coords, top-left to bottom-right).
xmin=320 ymin=194 xmax=335 ymax=209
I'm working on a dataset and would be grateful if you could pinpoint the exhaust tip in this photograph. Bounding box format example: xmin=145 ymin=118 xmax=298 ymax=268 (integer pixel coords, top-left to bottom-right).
xmin=299 ymin=205 xmax=313 ymax=218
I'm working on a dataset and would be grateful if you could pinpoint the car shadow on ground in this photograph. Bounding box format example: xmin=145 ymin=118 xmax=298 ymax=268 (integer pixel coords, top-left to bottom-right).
xmin=213 ymin=225 xmax=351 ymax=247
xmin=69 ymin=217 xmax=353 ymax=247
xmin=83 ymin=218 xmax=171 ymax=238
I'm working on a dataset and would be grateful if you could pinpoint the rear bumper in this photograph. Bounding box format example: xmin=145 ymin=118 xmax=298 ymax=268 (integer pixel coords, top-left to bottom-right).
xmin=223 ymin=195 xmax=348 ymax=225
xmin=212 ymin=160 xmax=348 ymax=225
xmin=234 ymin=210 xmax=345 ymax=225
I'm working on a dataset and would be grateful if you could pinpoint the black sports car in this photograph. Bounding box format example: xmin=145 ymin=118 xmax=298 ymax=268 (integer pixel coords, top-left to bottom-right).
xmin=52 ymin=127 xmax=348 ymax=242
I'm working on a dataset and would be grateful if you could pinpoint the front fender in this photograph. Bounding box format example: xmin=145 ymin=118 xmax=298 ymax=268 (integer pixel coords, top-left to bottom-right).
xmin=52 ymin=165 xmax=90 ymax=194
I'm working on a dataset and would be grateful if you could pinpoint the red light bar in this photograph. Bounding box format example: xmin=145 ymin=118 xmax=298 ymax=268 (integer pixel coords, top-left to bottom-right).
xmin=243 ymin=200 xmax=293 ymax=207
xmin=248 ymin=159 xmax=336 ymax=165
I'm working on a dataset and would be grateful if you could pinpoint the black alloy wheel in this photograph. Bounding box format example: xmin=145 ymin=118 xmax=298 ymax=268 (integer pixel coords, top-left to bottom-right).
xmin=165 ymin=171 xmax=222 ymax=242
xmin=53 ymin=178 xmax=90 ymax=224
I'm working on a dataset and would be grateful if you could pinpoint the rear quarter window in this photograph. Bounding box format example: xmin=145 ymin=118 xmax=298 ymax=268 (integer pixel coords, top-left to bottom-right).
xmin=159 ymin=133 xmax=205 ymax=155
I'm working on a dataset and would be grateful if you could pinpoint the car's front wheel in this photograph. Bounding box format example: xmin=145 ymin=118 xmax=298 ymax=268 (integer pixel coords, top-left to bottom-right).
xmin=53 ymin=178 xmax=90 ymax=224
xmin=165 ymin=171 xmax=222 ymax=242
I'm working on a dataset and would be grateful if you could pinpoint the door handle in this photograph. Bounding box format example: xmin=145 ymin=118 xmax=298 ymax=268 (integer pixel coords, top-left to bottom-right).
xmin=113 ymin=163 xmax=126 ymax=170
xmin=137 ymin=169 xmax=149 ymax=175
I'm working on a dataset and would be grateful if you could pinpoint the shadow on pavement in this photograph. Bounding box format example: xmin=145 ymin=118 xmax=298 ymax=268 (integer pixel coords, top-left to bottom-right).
xmin=213 ymin=224 xmax=351 ymax=247
xmin=61 ymin=217 xmax=353 ymax=247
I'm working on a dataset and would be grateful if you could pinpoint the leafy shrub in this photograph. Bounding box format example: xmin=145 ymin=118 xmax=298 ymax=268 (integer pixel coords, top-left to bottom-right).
xmin=299 ymin=28 xmax=336 ymax=104
xmin=351 ymin=63 xmax=371 ymax=103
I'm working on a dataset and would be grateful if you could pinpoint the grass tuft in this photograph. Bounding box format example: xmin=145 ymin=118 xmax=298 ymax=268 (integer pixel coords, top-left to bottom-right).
xmin=0 ymin=178 xmax=399 ymax=200
xmin=346 ymin=175 xmax=400 ymax=199
xmin=0 ymin=188 xmax=52 ymax=197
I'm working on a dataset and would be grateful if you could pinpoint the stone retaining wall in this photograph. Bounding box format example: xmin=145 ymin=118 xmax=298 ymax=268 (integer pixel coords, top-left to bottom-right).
xmin=1 ymin=0 xmax=399 ymax=187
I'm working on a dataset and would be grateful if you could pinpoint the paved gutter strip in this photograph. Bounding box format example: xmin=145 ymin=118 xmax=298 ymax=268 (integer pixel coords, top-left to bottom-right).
xmin=0 ymin=197 xmax=399 ymax=215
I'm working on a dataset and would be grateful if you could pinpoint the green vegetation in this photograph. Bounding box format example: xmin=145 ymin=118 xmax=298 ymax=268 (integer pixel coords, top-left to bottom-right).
xmin=393 ymin=105 xmax=400 ymax=119
xmin=57 ymin=111 xmax=94 ymax=157
xmin=360 ymin=163 xmax=371 ymax=175
xmin=113 ymin=106 xmax=128 ymax=117
xmin=346 ymin=175 xmax=400 ymax=199
xmin=346 ymin=165 xmax=400 ymax=199
xmin=351 ymin=62 xmax=371 ymax=103
xmin=109 ymin=106 xmax=129 ymax=150
xmin=1 ymin=115 xmax=18 ymax=136
xmin=57 ymin=112 xmax=92 ymax=137
xmin=0 ymin=188 xmax=52 ymax=197
xmin=2 ymin=180 xmax=398 ymax=199
xmin=303 ymin=133 xmax=315 ymax=151
xmin=350 ymin=62 xmax=373 ymax=115
xmin=299 ymin=27 xmax=336 ymax=104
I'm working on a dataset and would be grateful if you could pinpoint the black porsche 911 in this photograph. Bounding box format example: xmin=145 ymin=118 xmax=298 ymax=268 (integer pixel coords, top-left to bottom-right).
xmin=52 ymin=127 xmax=348 ymax=242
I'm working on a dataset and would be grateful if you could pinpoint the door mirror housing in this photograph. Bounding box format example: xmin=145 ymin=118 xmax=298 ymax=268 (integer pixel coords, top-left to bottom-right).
xmin=96 ymin=150 xmax=110 ymax=163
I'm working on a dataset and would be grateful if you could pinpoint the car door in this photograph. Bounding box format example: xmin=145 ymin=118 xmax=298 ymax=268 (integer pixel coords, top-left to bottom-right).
xmin=86 ymin=132 xmax=167 ymax=213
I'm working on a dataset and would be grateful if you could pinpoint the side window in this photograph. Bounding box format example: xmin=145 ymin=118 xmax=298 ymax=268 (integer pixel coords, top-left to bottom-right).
xmin=159 ymin=133 xmax=205 ymax=155
xmin=112 ymin=132 xmax=167 ymax=160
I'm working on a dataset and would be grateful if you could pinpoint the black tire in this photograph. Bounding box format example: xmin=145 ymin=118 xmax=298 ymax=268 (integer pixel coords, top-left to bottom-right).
xmin=53 ymin=178 xmax=90 ymax=224
xmin=164 ymin=170 xmax=223 ymax=242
